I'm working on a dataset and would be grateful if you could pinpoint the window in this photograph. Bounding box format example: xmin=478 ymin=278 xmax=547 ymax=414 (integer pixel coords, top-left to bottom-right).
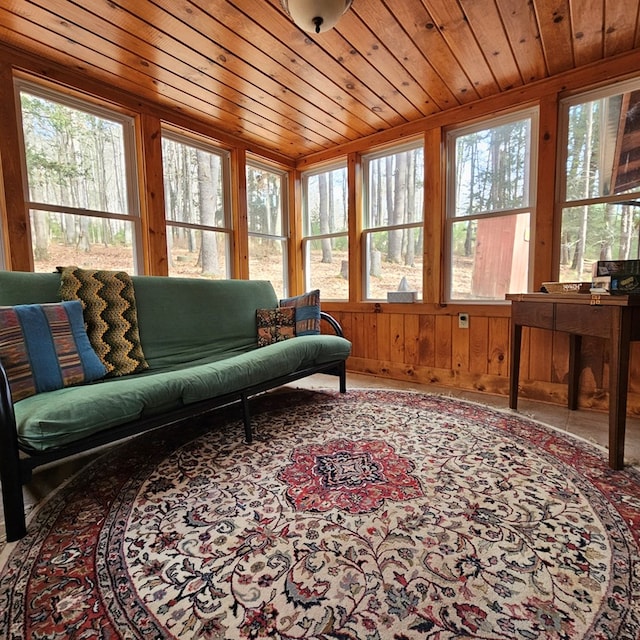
xmin=301 ymin=161 xmax=348 ymax=300
xmin=446 ymin=110 xmax=537 ymax=301
xmin=246 ymin=161 xmax=288 ymax=297
xmin=559 ymin=80 xmax=640 ymax=282
xmin=18 ymin=81 xmax=141 ymax=273
xmin=162 ymin=131 xmax=231 ymax=278
xmin=363 ymin=141 xmax=424 ymax=300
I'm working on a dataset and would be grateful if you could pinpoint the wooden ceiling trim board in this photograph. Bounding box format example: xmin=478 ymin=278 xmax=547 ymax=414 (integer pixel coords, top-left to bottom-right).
xmin=0 ymin=13 xmax=322 ymax=156
xmin=603 ymin=0 xmax=639 ymax=56
xmin=262 ymin=0 xmax=457 ymax=117
xmin=494 ymin=0 xmax=549 ymax=83
xmin=175 ymin=0 xmax=389 ymax=137
xmin=109 ymin=0 xmax=378 ymax=141
xmin=457 ymin=0 xmax=524 ymax=92
xmin=225 ymin=0 xmax=430 ymax=127
xmin=262 ymin=13 xmax=425 ymax=124
xmin=347 ymin=0 xmax=469 ymax=113
xmin=568 ymin=0 xmax=604 ymax=67
xmin=532 ymin=0 xmax=575 ymax=76
xmin=26 ymin=0 xmax=344 ymax=150
xmin=388 ymin=0 xmax=483 ymax=104
xmin=418 ymin=0 xmax=502 ymax=99
xmin=231 ymin=0 xmax=415 ymax=129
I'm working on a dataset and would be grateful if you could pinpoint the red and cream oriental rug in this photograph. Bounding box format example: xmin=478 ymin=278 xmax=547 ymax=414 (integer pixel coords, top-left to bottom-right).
xmin=1 ymin=389 xmax=640 ymax=639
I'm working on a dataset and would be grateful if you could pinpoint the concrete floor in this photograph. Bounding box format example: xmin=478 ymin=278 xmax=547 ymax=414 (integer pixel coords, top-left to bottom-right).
xmin=2 ymin=372 xmax=639 ymax=555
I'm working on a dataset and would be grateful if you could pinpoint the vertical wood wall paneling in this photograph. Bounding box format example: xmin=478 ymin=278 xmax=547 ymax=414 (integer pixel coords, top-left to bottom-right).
xmin=487 ymin=317 xmax=509 ymax=378
xmin=287 ymin=168 xmax=303 ymax=295
xmin=231 ymin=147 xmax=249 ymax=279
xmin=418 ymin=315 xmax=436 ymax=368
xmin=347 ymin=152 xmax=363 ymax=303
xmin=376 ymin=312 xmax=391 ymax=363
xmin=434 ymin=315 xmax=452 ymax=371
xmin=404 ymin=313 xmax=421 ymax=367
xmin=138 ymin=114 xmax=168 ymax=276
xmin=469 ymin=315 xmax=489 ymax=377
xmin=0 ymin=66 xmax=31 ymax=271
xmin=533 ymin=93 xmax=559 ymax=287
xmin=389 ymin=313 xmax=405 ymax=364
xmin=423 ymin=128 xmax=443 ymax=304
xmin=451 ymin=318 xmax=470 ymax=375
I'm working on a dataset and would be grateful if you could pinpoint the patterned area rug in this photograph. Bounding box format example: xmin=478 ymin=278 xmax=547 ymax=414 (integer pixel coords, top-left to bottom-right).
xmin=1 ymin=389 xmax=640 ymax=639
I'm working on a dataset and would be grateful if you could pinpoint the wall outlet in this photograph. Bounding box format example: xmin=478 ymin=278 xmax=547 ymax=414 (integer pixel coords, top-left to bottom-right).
xmin=458 ymin=312 xmax=469 ymax=329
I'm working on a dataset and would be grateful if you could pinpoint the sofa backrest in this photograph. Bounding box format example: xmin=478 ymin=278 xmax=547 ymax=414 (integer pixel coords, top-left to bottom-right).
xmin=132 ymin=276 xmax=278 ymax=367
xmin=0 ymin=271 xmax=279 ymax=369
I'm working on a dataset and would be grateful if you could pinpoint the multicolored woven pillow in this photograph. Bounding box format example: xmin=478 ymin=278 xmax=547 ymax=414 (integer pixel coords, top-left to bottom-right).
xmin=58 ymin=267 xmax=149 ymax=377
xmin=0 ymin=301 xmax=106 ymax=402
xmin=256 ymin=307 xmax=296 ymax=347
xmin=280 ymin=289 xmax=321 ymax=335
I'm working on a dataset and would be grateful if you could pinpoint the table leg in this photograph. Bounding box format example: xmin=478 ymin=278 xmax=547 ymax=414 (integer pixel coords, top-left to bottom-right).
xmin=608 ymin=309 xmax=631 ymax=470
xmin=509 ymin=323 xmax=522 ymax=410
xmin=568 ymin=334 xmax=582 ymax=411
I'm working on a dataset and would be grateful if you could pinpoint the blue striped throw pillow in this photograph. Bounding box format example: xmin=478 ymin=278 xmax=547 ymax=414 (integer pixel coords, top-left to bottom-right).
xmin=280 ymin=290 xmax=321 ymax=336
xmin=0 ymin=301 xmax=107 ymax=402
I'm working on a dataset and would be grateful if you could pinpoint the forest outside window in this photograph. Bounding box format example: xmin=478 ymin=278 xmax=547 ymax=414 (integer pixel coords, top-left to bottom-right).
xmin=362 ymin=141 xmax=424 ymax=301
xmin=161 ymin=131 xmax=231 ymax=279
xmin=301 ymin=161 xmax=348 ymax=300
xmin=17 ymin=81 xmax=141 ymax=273
xmin=559 ymin=80 xmax=640 ymax=283
xmin=246 ymin=161 xmax=288 ymax=297
xmin=446 ymin=110 xmax=537 ymax=302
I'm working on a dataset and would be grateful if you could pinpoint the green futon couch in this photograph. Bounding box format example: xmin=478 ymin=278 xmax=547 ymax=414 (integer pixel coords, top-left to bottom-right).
xmin=0 ymin=271 xmax=351 ymax=541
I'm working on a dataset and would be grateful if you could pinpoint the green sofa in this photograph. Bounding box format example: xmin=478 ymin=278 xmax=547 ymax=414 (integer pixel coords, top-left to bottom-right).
xmin=0 ymin=272 xmax=351 ymax=541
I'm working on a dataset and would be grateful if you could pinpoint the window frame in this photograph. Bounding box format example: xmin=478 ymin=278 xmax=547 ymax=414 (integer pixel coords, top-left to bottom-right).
xmin=301 ymin=159 xmax=349 ymax=298
xmin=246 ymin=157 xmax=290 ymax=296
xmin=161 ymin=127 xmax=233 ymax=279
xmin=15 ymin=78 xmax=143 ymax=273
xmin=444 ymin=107 xmax=539 ymax=304
xmin=361 ymin=138 xmax=425 ymax=302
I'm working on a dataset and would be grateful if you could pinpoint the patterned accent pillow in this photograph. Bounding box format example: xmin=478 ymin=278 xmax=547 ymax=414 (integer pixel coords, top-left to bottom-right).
xmin=256 ymin=307 xmax=296 ymax=347
xmin=0 ymin=301 xmax=106 ymax=402
xmin=58 ymin=267 xmax=149 ymax=377
xmin=280 ymin=289 xmax=321 ymax=335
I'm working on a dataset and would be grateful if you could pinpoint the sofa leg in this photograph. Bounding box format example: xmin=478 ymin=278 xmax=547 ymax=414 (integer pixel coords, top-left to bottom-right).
xmin=241 ymin=394 xmax=252 ymax=443
xmin=339 ymin=362 xmax=347 ymax=394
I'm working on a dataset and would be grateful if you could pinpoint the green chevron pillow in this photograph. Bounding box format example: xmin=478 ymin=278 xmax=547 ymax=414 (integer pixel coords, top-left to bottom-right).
xmin=58 ymin=267 xmax=149 ymax=377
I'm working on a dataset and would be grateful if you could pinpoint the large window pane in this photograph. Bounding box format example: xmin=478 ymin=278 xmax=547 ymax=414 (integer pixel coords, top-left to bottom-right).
xmin=449 ymin=213 xmax=530 ymax=300
xmin=365 ymin=229 xmax=424 ymax=300
xmin=454 ymin=120 xmax=531 ymax=216
xmin=162 ymin=132 xmax=231 ymax=278
xmin=249 ymin=236 xmax=286 ymax=296
xmin=303 ymin=237 xmax=349 ymax=299
xmin=19 ymin=82 xmax=141 ymax=273
xmin=559 ymin=203 xmax=640 ymax=282
xmin=302 ymin=163 xmax=348 ymax=299
xmin=565 ymin=89 xmax=640 ymax=202
xmin=31 ymin=209 xmax=136 ymax=273
xmin=560 ymin=83 xmax=640 ymax=282
xmin=247 ymin=162 xmax=288 ymax=297
xmin=363 ymin=143 xmax=424 ymax=301
xmin=21 ymin=92 xmax=130 ymax=215
xmin=446 ymin=111 xmax=536 ymax=301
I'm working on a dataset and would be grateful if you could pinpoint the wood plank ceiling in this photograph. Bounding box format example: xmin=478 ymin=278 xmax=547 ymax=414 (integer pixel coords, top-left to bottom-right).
xmin=1 ymin=0 xmax=640 ymax=160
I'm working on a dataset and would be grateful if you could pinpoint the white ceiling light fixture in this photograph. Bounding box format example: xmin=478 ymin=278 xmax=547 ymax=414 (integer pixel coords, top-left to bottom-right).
xmin=280 ymin=0 xmax=353 ymax=34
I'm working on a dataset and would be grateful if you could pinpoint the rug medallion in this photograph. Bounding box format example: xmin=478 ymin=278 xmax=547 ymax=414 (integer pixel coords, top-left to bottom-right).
xmin=1 ymin=390 xmax=639 ymax=639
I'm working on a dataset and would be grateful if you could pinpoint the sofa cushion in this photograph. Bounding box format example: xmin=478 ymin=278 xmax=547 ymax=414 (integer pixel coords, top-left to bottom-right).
xmin=0 ymin=301 xmax=106 ymax=402
xmin=280 ymin=289 xmax=321 ymax=335
xmin=59 ymin=267 xmax=149 ymax=377
xmin=256 ymin=307 xmax=296 ymax=346
xmin=13 ymin=334 xmax=352 ymax=451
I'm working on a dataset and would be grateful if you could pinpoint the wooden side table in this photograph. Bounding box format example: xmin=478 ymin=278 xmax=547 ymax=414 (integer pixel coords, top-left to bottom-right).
xmin=506 ymin=292 xmax=640 ymax=469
